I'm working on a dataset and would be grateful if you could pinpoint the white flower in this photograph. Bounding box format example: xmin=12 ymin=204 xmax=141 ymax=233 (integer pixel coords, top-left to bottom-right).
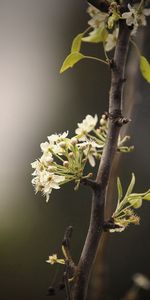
xmin=78 ymin=140 xmax=101 ymax=167
xmin=143 ymin=8 xmax=150 ymax=17
xmin=87 ymin=4 xmax=100 ymax=18
xmin=105 ymin=28 xmax=119 ymax=52
xmin=122 ymin=4 xmax=150 ymax=36
xmin=40 ymin=141 xmax=50 ymax=153
xmin=88 ymin=12 xmax=108 ymax=29
xmin=32 ymin=170 xmax=65 ymax=202
xmin=48 ymin=131 xmax=68 ymax=143
xmin=133 ymin=273 xmax=150 ymax=290
xmin=46 ymin=254 xmax=65 ymax=265
xmin=40 ymin=152 xmax=54 ymax=164
xmin=87 ymin=4 xmax=108 ymax=29
xmin=75 ymin=115 xmax=98 ymax=139
xmin=44 ymin=131 xmax=69 ymax=155
xmin=31 ymin=160 xmax=45 ymax=175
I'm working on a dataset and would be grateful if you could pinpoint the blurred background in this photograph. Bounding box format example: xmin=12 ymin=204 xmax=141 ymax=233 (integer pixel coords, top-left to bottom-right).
xmin=0 ymin=0 xmax=150 ymax=299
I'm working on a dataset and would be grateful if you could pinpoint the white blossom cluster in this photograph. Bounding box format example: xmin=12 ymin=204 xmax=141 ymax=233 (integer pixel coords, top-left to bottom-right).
xmin=86 ymin=2 xmax=150 ymax=51
xmin=31 ymin=114 xmax=132 ymax=201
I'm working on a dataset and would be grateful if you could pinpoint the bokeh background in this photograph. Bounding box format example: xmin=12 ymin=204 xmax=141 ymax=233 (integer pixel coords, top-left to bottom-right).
xmin=0 ymin=0 xmax=150 ymax=299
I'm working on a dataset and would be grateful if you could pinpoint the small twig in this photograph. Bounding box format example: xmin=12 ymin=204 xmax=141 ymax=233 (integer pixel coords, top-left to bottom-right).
xmin=81 ymin=178 xmax=101 ymax=193
xmin=64 ymin=261 xmax=72 ymax=300
xmin=62 ymin=226 xmax=76 ymax=272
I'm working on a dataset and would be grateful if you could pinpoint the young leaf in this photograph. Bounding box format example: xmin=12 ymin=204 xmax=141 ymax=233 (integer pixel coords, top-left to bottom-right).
xmin=117 ymin=177 xmax=123 ymax=202
xmin=132 ymin=198 xmax=142 ymax=209
xmin=128 ymin=195 xmax=142 ymax=209
xmin=125 ymin=173 xmax=135 ymax=198
xmin=140 ymin=56 xmax=150 ymax=83
xmin=143 ymin=193 xmax=150 ymax=201
xmin=71 ymin=33 xmax=83 ymax=53
xmin=60 ymin=52 xmax=85 ymax=74
xmin=82 ymin=26 xmax=108 ymax=43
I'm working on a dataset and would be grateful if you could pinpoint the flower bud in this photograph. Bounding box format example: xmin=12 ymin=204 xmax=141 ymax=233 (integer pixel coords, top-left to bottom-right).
xmin=82 ymin=158 xmax=87 ymax=164
xmin=100 ymin=118 xmax=106 ymax=126
xmin=48 ymin=166 xmax=57 ymax=172
xmin=71 ymin=137 xmax=78 ymax=145
xmin=63 ymin=161 xmax=69 ymax=167
xmin=59 ymin=141 xmax=66 ymax=148
xmin=102 ymin=114 xmax=107 ymax=120
xmin=68 ymin=152 xmax=74 ymax=158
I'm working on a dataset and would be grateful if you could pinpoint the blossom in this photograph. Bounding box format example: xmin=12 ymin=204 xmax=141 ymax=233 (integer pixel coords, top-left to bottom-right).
xmin=105 ymin=28 xmax=119 ymax=52
xmin=31 ymin=114 xmax=133 ymax=202
xmin=87 ymin=4 xmax=108 ymax=28
xmin=46 ymin=254 xmax=65 ymax=265
xmin=75 ymin=115 xmax=98 ymax=139
xmin=87 ymin=4 xmax=100 ymax=18
xmin=122 ymin=4 xmax=150 ymax=35
xmin=40 ymin=132 xmax=69 ymax=156
xmin=78 ymin=140 xmax=101 ymax=167
xmin=133 ymin=273 xmax=150 ymax=290
xmin=48 ymin=131 xmax=68 ymax=143
xmin=32 ymin=169 xmax=65 ymax=202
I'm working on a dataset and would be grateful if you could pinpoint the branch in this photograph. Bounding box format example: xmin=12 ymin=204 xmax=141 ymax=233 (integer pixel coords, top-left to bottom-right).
xmin=71 ymin=21 xmax=130 ymax=300
xmin=62 ymin=226 xmax=76 ymax=272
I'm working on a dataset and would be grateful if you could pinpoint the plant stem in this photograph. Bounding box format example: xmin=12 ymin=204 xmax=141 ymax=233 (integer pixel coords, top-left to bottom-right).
xmin=85 ymin=56 xmax=109 ymax=65
xmin=71 ymin=21 xmax=130 ymax=300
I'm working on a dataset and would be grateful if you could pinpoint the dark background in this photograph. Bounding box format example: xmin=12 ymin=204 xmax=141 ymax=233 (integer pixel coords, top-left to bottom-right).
xmin=0 ymin=1 xmax=150 ymax=299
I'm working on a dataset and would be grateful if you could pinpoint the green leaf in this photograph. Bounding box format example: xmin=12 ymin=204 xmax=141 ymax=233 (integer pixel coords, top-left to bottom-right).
xmin=117 ymin=177 xmax=123 ymax=202
xmin=71 ymin=33 xmax=83 ymax=53
xmin=131 ymin=197 xmax=142 ymax=209
xmin=140 ymin=56 xmax=150 ymax=83
xmin=128 ymin=195 xmax=142 ymax=209
xmin=82 ymin=26 xmax=108 ymax=43
xmin=60 ymin=52 xmax=85 ymax=74
xmin=143 ymin=193 xmax=150 ymax=200
xmin=125 ymin=173 xmax=135 ymax=198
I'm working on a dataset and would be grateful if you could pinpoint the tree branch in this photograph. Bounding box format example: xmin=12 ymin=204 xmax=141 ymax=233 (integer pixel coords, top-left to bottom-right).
xmin=71 ymin=21 xmax=130 ymax=300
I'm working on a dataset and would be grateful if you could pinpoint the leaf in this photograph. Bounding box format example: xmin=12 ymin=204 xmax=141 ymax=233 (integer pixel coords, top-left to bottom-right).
xmin=71 ymin=33 xmax=83 ymax=53
xmin=60 ymin=52 xmax=85 ymax=74
xmin=132 ymin=198 xmax=142 ymax=209
xmin=140 ymin=56 xmax=150 ymax=83
xmin=125 ymin=173 xmax=135 ymax=198
xmin=82 ymin=26 xmax=108 ymax=43
xmin=128 ymin=195 xmax=142 ymax=209
xmin=143 ymin=193 xmax=150 ymax=200
xmin=117 ymin=177 xmax=123 ymax=202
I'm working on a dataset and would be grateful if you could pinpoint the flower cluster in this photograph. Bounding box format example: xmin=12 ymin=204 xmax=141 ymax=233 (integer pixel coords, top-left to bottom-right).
xmin=122 ymin=4 xmax=150 ymax=36
xmin=31 ymin=114 xmax=133 ymax=201
xmin=109 ymin=174 xmax=150 ymax=232
xmin=84 ymin=2 xmax=150 ymax=51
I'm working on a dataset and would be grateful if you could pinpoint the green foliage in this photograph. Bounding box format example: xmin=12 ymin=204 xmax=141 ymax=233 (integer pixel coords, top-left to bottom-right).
xmin=71 ymin=33 xmax=83 ymax=53
xmin=117 ymin=177 xmax=123 ymax=203
xmin=124 ymin=173 xmax=135 ymax=198
xmin=60 ymin=52 xmax=85 ymax=74
xmin=111 ymin=174 xmax=150 ymax=232
xmin=82 ymin=26 xmax=108 ymax=43
xmin=143 ymin=193 xmax=150 ymax=200
xmin=140 ymin=56 xmax=150 ymax=83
